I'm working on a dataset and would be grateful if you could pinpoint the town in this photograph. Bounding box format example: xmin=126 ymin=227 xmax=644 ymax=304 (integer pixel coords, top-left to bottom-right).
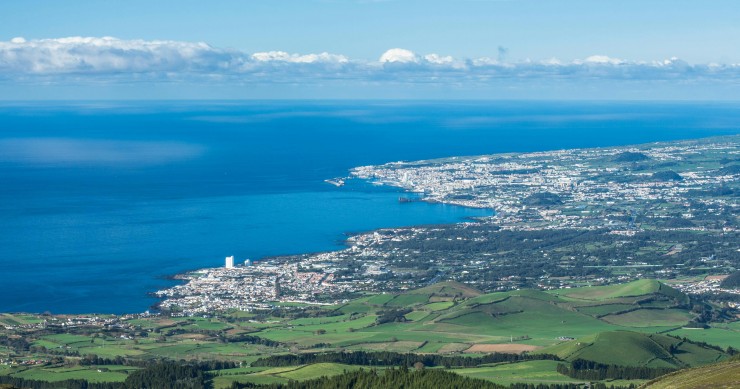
xmin=154 ymin=136 xmax=739 ymax=315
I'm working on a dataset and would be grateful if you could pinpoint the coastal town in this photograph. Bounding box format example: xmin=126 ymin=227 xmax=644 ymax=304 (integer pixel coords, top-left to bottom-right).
xmin=153 ymin=136 xmax=739 ymax=315
xmin=351 ymin=137 xmax=738 ymax=231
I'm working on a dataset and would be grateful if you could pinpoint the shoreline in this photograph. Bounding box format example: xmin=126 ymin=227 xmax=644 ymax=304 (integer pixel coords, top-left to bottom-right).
xmin=5 ymin=134 xmax=738 ymax=316
xmin=150 ymin=134 xmax=740 ymax=315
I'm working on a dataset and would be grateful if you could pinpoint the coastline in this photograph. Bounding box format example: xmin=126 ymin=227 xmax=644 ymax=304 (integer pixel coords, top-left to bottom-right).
xmin=151 ymin=134 xmax=739 ymax=315
xmin=4 ymin=134 xmax=738 ymax=315
xmin=150 ymin=189 xmax=493 ymax=315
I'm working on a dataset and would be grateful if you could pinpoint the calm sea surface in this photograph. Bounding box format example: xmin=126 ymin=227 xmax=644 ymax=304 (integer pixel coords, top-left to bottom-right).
xmin=1 ymin=101 xmax=739 ymax=313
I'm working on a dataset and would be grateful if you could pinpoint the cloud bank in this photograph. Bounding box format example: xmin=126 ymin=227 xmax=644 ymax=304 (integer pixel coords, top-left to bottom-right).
xmin=1 ymin=37 xmax=739 ymax=96
xmin=0 ymin=138 xmax=204 ymax=166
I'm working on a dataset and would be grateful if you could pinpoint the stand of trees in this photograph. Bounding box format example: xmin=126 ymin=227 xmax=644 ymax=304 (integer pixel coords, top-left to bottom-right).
xmin=232 ymin=368 xmax=503 ymax=389
xmin=222 ymin=334 xmax=282 ymax=347
xmin=720 ymin=270 xmax=740 ymax=288
xmin=251 ymin=350 xmax=559 ymax=368
xmin=123 ymin=362 xmax=207 ymax=389
xmin=0 ymin=376 xmax=122 ymax=389
xmin=0 ymin=336 xmax=30 ymax=352
xmin=231 ymin=367 xmax=635 ymax=389
xmin=556 ymin=359 xmax=676 ymax=380
xmin=77 ymin=354 xmax=238 ymax=371
xmin=375 ymin=308 xmax=412 ymax=324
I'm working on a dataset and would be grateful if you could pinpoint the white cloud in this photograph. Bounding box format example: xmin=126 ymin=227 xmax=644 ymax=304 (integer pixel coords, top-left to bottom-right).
xmin=379 ymin=48 xmax=418 ymax=63
xmin=581 ymin=55 xmax=624 ymax=65
xmin=251 ymin=51 xmax=348 ymax=64
xmin=423 ymin=53 xmax=457 ymax=65
xmin=0 ymin=36 xmax=739 ymax=89
xmin=0 ymin=36 xmax=243 ymax=74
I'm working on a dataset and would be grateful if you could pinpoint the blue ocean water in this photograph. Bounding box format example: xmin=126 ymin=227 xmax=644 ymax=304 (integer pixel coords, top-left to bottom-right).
xmin=1 ymin=101 xmax=739 ymax=313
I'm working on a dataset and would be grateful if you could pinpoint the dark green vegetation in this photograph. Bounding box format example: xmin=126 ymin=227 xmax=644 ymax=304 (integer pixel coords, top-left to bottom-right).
xmin=229 ymin=368 xmax=609 ymax=389
xmin=251 ymin=350 xmax=558 ymax=368
xmin=229 ymin=368 xmax=506 ymax=389
xmin=650 ymin=170 xmax=682 ymax=181
xmin=557 ymin=360 xmax=676 ymax=381
xmin=2 ymin=280 xmax=738 ymax=388
xmin=721 ymin=271 xmax=740 ymax=288
xmin=614 ymin=152 xmax=650 ymax=162
xmin=523 ymin=192 xmax=563 ymax=206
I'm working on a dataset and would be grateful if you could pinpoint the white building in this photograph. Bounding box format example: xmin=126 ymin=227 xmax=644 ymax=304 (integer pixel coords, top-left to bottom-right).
xmin=225 ymin=256 xmax=234 ymax=269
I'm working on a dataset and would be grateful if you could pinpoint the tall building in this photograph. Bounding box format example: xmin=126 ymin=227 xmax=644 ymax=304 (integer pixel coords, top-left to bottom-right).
xmin=225 ymin=255 xmax=234 ymax=269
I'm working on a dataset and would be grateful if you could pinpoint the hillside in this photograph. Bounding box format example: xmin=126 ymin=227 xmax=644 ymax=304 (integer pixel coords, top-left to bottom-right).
xmin=411 ymin=281 xmax=483 ymax=298
xmin=554 ymin=279 xmax=685 ymax=302
xmin=2 ymin=280 xmax=739 ymax=388
xmin=642 ymin=357 xmax=740 ymax=389
xmin=540 ymin=331 xmax=728 ymax=368
xmin=614 ymin=151 xmax=651 ymax=162
xmin=257 ymin=279 xmax=706 ymax=357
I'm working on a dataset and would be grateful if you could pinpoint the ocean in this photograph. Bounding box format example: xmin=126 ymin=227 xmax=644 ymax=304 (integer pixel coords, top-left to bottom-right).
xmin=1 ymin=101 xmax=738 ymax=313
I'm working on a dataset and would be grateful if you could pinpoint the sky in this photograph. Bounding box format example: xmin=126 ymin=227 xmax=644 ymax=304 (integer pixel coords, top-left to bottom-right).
xmin=1 ymin=0 xmax=739 ymax=100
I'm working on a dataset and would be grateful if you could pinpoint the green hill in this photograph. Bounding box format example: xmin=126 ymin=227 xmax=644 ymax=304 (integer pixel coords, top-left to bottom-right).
xmin=411 ymin=281 xmax=483 ymax=298
xmin=614 ymin=151 xmax=650 ymax=162
xmin=541 ymin=331 xmax=728 ymax=369
xmin=320 ymin=279 xmax=698 ymax=356
xmin=641 ymin=357 xmax=740 ymax=389
xmin=556 ymin=279 xmax=681 ymax=301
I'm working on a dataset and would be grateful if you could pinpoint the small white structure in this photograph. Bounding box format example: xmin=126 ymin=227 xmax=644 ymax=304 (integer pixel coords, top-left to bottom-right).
xmin=225 ymin=256 xmax=234 ymax=269
xmin=244 ymin=259 xmax=252 ymax=266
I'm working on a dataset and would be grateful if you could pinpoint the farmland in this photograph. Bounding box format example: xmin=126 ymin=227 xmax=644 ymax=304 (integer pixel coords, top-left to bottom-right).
xmin=1 ymin=280 xmax=738 ymax=388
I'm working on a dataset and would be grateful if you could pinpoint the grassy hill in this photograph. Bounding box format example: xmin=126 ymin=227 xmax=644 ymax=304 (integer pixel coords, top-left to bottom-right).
xmin=3 ymin=279 xmax=739 ymax=389
xmin=411 ymin=281 xmax=483 ymax=298
xmin=641 ymin=357 xmax=740 ymax=388
xmin=540 ymin=331 xmax=728 ymax=368
xmin=257 ymin=279 xmax=705 ymax=354
xmin=555 ymin=279 xmax=687 ymax=303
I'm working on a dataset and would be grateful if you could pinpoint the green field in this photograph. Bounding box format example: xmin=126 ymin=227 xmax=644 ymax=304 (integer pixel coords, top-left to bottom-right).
xmin=666 ymin=327 xmax=740 ymax=349
xmin=557 ymin=279 xmax=664 ymax=301
xmin=4 ymin=365 xmax=135 ymax=383
xmin=211 ymin=363 xmax=363 ymax=388
xmin=601 ymin=309 xmax=692 ymax=327
xmin=385 ymin=294 xmax=430 ymax=307
xmin=453 ymin=360 xmax=581 ymax=386
xmin=422 ymin=301 xmax=455 ymax=311
xmin=1 ymin=279 xmax=737 ymax=388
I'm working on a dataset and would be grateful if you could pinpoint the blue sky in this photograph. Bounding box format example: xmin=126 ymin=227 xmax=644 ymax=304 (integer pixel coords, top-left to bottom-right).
xmin=1 ymin=0 xmax=739 ymax=99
